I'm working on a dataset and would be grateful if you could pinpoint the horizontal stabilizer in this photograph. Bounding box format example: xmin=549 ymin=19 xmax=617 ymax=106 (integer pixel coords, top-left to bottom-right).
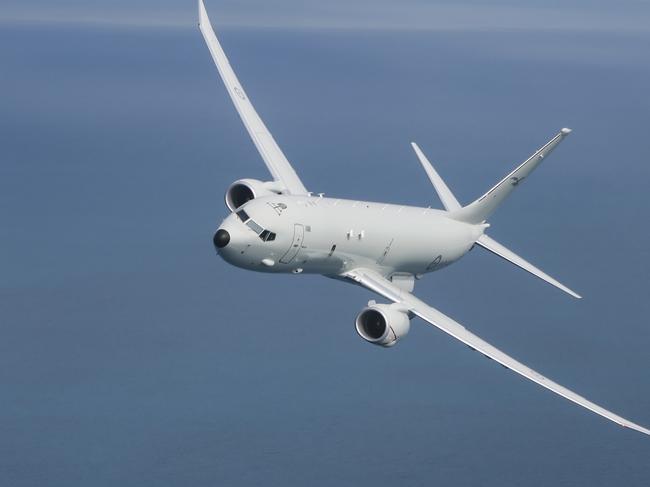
xmin=411 ymin=142 xmax=461 ymax=211
xmin=476 ymin=234 xmax=581 ymax=299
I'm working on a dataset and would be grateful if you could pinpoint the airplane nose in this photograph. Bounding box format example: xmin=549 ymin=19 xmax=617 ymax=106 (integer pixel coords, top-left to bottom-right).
xmin=213 ymin=229 xmax=230 ymax=249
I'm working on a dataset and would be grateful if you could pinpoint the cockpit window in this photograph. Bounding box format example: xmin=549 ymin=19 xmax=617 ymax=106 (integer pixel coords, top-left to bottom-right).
xmin=260 ymin=230 xmax=276 ymax=242
xmin=246 ymin=219 xmax=263 ymax=234
xmin=237 ymin=209 xmax=277 ymax=242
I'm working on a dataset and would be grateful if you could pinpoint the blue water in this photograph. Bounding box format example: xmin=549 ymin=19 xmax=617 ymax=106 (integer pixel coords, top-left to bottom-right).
xmin=1 ymin=18 xmax=649 ymax=487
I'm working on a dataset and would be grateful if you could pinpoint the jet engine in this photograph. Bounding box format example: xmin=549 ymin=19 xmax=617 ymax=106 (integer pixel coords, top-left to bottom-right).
xmin=355 ymin=303 xmax=411 ymax=347
xmin=225 ymin=179 xmax=284 ymax=211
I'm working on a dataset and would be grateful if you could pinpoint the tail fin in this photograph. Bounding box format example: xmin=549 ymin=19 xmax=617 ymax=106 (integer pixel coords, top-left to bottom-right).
xmin=449 ymin=128 xmax=572 ymax=224
xmin=410 ymin=131 xmax=580 ymax=299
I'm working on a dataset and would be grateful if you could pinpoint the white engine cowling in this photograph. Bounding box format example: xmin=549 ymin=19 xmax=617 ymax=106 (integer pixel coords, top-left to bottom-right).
xmin=355 ymin=303 xmax=411 ymax=347
xmin=225 ymin=179 xmax=284 ymax=211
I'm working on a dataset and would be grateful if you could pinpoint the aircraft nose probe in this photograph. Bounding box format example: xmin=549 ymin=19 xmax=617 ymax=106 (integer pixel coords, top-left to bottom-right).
xmin=213 ymin=229 xmax=230 ymax=249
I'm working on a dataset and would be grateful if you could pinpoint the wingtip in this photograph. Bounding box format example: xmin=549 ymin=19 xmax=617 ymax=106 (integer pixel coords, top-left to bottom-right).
xmin=563 ymin=287 xmax=581 ymax=299
xmin=622 ymin=422 xmax=650 ymax=437
xmin=198 ymin=0 xmax=213 ymax=32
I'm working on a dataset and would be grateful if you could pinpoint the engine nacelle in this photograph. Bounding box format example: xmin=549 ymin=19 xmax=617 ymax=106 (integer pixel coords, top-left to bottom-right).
xmin=355 ymin=303 xmax=411 ymax=347
xmin=225 ymin=179 xmax=284 ymax=212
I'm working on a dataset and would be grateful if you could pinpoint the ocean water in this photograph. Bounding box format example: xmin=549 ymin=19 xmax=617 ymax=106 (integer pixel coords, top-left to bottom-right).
xmin=1 ymin=18 xmax=650 ymax=487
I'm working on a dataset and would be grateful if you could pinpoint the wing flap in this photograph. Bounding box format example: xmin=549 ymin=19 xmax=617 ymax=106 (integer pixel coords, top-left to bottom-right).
xmin=198 ymin=0 xmax=308 ymax=195
xmin=344 ymin=268 xmax=650 ymax=436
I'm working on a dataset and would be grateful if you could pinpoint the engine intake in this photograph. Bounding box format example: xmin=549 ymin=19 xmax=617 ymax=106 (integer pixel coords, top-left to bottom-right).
xmin=355 ymin=303 xmax=410 ymax=347
xmin=224 ymin=179 xmax=284 ymax=211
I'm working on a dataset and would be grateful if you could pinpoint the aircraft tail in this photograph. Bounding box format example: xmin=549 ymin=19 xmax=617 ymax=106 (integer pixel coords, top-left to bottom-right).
xmin=411 ymin=142 xmax=462 ymax=211
xmin=448 ymin=128 xmax=572 ymax=224
xmin=410 ymin=129 xmax=580 ymax=299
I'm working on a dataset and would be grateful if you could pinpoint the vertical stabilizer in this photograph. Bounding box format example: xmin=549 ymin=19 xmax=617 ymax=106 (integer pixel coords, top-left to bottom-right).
xmin=449 ymin=128 xmax=572 ymax=224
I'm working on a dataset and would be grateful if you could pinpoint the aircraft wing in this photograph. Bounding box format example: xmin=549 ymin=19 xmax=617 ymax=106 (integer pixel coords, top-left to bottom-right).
xmin=343 ymin=267 xmax=650 ymax=436
xmin=198 ymin=0 xmax=308 ymax=195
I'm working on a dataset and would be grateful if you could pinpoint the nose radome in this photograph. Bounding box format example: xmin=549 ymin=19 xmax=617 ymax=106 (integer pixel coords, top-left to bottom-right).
xmin=213 ymin=229 xmax=230 ymax=249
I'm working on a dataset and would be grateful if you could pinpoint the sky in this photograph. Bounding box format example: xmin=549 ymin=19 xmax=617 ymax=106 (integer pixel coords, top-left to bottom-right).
xmin=2 ymin=1 xmax=650 ymax=486
xmin=2 ymin=0 xmax=650 ymax=31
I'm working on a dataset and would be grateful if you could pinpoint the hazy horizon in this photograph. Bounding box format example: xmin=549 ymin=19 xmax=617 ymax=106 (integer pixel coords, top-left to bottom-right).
xmin=2 ymin=0 xmax=650 ymax=32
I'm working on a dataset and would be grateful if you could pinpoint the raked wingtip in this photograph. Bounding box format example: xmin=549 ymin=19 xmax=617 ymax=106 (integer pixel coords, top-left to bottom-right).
xmin=198 ymin=0 xmax=207 ymax=24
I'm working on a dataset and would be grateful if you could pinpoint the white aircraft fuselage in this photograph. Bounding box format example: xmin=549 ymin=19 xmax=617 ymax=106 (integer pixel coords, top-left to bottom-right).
xmin=198 ymin=0 xmax=650 ymax=435
xmin=215 ymin=195 xmax=483 ymax=278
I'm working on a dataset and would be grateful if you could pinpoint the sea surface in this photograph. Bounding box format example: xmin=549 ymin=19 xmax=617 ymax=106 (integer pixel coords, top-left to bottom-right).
xmin=1 ymin=16 xmax=650 ymax=487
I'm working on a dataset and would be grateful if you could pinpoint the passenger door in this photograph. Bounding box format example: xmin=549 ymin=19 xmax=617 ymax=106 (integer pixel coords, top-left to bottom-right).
xmin=280 ymin=224 xmax=305 ymax=264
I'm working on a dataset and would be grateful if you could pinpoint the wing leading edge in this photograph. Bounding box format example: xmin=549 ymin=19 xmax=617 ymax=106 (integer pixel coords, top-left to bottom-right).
xmin=198 ymin=0 xmax=308 ymax=195
xmin=344 ymin=268 xmax=650 ymax=436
